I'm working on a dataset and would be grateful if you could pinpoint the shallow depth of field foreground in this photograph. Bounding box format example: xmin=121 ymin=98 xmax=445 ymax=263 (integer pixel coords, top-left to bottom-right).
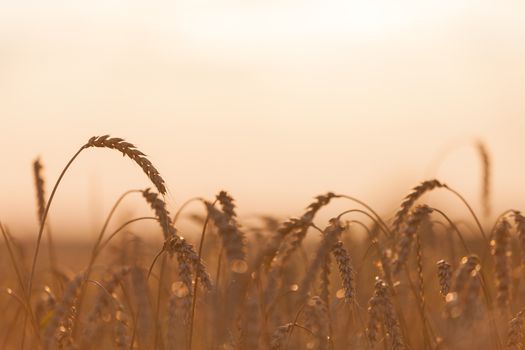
xmin=1 ymin=135 xmax=525 ymax=350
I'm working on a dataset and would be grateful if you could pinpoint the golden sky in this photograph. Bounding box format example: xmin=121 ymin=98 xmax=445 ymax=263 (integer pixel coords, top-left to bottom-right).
xmin=1 ymin=1 xmax=525 ymax=237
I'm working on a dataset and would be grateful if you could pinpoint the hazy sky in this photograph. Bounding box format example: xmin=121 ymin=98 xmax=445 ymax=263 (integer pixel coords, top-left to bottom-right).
xmin=1 ymin=1 xmax=525 ymax=237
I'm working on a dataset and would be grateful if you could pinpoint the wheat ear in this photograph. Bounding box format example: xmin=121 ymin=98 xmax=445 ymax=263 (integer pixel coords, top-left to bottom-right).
xmin=274 ymin=193 xmax=337 ymax=267
xmin=512 ymin=211 xmax=525 ymax=277
xmin=299 ymin=219 xmax=344 ymax=299
xmin=332 ymin=241 xmax=355 ymax=303
xmin=437 ymin=259 xmax=452 ymax=298
xmin=476 ymin=141 xmax=491 ymax=218
xmin=81 ymin=267 xmax=131 ymax=345
xmin=507 ymin=308 xmax=525 ymax=349
xmin=28 ymin=135 xmax=167 ymax=315
xmin=492 ymin=218 xmax=512 ymax=311
xmin=392 ymin=205 xmax=433 ymax=274
xmin=113 ymin=294 xmax=131 ymax=350
xmin=392 ymin=180 xmax=444 ymax=234
xmin=452 ymin=255 xmax=480 ymax=295
xmin=32 ymin=158 xmax=59 ymax=291
xmin=367 ymin=277 xmax=405 ymax=349
xmin=85 ymin=135 xmax=166 ymax=194
xmin=143 ymin=188 xmax=212 ymax=290
xmin=205 ymin=201 xmax=246 ymax=271
xmin=304 ymin=296 xmax=330 ymax=350
xmin=43 ymin=273 xmax=85 ymax=349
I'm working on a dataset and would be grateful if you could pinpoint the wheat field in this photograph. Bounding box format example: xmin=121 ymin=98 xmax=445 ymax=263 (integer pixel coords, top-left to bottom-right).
xmin=1 ymin=135 xmax=524 ymax=350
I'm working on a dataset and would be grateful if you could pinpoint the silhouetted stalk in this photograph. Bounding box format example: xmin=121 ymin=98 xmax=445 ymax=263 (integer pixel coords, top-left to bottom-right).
xmin=443 ymin=185 xmax=487 ymax=242
xmin=172 ymin=197 xmax=205 ymax=224
xmin=336 ymin=194 xmax=392 ymax=238
xmin=28 ymin=146 xmax=84 ymax=308
xmin=188 ymin=199 xmax=216 ymax=350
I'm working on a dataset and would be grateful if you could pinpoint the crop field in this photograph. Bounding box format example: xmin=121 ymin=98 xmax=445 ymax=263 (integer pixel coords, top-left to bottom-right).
xmin=0 ymin=135 xmax=523 ymax=350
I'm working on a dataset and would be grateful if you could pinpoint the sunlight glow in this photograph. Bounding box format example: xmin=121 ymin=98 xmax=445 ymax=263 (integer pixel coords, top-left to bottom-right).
xmin=170 ymin=0 xmax=468 ymax=48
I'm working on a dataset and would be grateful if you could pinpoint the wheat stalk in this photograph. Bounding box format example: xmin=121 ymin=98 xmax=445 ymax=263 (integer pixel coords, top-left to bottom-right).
xmin=512 ymin=211 xmax=525 ymax=276
xmin=392 ymin=180 xmax=444 ymax=234
xmin=85 ymin=135 xmax=166 ymax=194
xmin=304 ymin=296 xmax=330 ymax=350
xmin=33 ymin=158 xmax=47 ymax=224
xmin=113 ymin=295 xmax=131 ymax=350
xmin=143 ymin=188 xmax=212 ymax=290
xmin=492 ymin=218 xmax=511 ymax=311
xmin=319 ymin=255 xmax=331 ymax=307
xmin=216 ymin=191 xmax=237 ymax=222
xmin=299 ymin=219 xmax=344 ymax=299
xmin=392 ymin=205 xmax=433 ymax=274
xmin=476 ymin=141 xmax=491 ymax=218
xmin=43 ymin=273 xmax=85 ymax=349
xmin=367 ymin=277 xmax=405 ymax=349
xmin=32 ymin=158 xmax=59 ymax=290
xmin=452 ymin=255 xmax=480 ymax=295
xmin=143 ymin=188 xmax=172 ymax=238
xmin=81 ymin=267 xmax=131 ymax=345
xmin=130 ymin=266 xmax=153 ymax=348
xmin=332 ymin=241 xmax=355 ymax=303
xmin=274 ymin=193 xmax=337 ymax=267
xmin=205 ymin=201 xmax=246 ymax=272
xmin=507 ymin=308 xmax=525 ymax=349
xmin=464 ymin=270 xmax=482 ymax=320
xmin=239 ymin=296 xmax=260 ymax=350
xmin=437 ymin=259 xmax=452 ymax=297
xmin=28 ymin=135 xmax=168 ymax=318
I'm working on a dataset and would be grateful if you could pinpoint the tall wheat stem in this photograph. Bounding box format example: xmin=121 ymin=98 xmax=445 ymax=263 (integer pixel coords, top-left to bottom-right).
xmin=27 ymin=146 xmax=85 ymax=319
xmin=188 ymin=199 xmax=216 ymax=350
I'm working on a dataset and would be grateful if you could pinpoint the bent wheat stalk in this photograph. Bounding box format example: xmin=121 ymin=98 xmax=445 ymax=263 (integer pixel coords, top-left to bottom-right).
xmin=392 ymin=180 xmax=444 ymax=234
xmin=28 ymin=135 xmax=167 ymax=322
